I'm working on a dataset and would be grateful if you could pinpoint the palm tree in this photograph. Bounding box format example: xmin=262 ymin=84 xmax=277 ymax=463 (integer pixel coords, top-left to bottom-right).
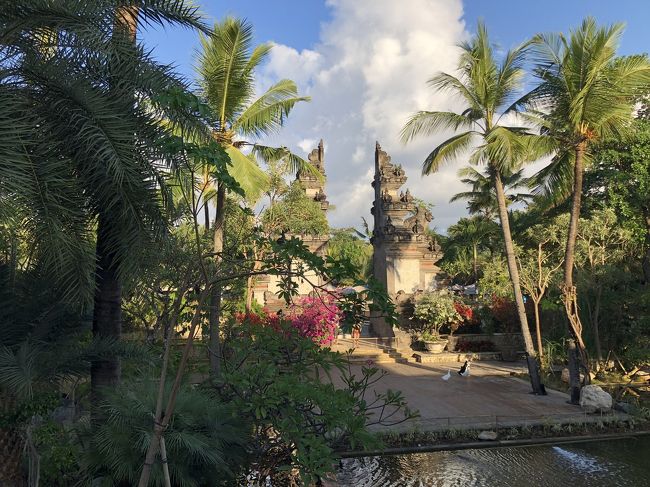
xmin=1 ymin=0 xmax=208 ymax=411
xmin=447 ymin=216 xmax=498 ymax=282
xmin=197 ymin=18 xmax=311 ymax=375
xmin=451 ymin=166 xmax=531 ymax=219
xmin=528 ymin=18 xmax=650 ymax=400
xmin=401 ymin=22 xmax=545 ymax=393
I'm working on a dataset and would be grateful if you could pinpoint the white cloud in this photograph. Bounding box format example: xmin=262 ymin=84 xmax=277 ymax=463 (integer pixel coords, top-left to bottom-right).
xmin=297 ymin=138 xmax=317 ymax=154
xmin=259 ymin=0 xmax=472 ymax=231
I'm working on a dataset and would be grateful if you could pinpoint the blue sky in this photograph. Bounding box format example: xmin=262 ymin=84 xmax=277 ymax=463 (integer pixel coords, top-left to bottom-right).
xmin=143 ymin=0 xmax=649 ymax=86
xmin=141 ymin=1 xmax=650 ymax=231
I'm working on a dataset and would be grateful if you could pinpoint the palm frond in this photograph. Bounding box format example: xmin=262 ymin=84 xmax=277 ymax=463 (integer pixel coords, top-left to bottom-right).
xmin=422 ymin=131 xmax=476 ymax=175
xmin=234 ymin=79 xmax=310 ymax=137
xmin=225 ymin=146 xmax=270 ymax=202
xmin=400 ymin=111 xmax=475 ymax=143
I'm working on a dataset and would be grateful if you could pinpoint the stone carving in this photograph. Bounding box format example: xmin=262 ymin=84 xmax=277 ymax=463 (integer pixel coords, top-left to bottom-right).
xmin=427 ymin=236 xmax=442 ymax=253
xmin=403 ymin=206 xmax=433 ymax=234
xmin=384 ymin=216 xmax=395 ymax=235
xmin=381 ymin=189 xmax=392 ymax=203
xmin=314 ymin=188 xmax=327 ymax=202
xmin=399 ymin=189 xmax=413 ymax=203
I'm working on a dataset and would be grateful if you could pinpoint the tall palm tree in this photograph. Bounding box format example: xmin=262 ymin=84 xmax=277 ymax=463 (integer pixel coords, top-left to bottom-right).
xmin=401 ymin=22 xmax=544 ymax=393
xmin=451 ymin=166 xmax=531 ymax=219
xmin=1 ymin=0 xmax=208 ymax=410
xmin=527 ymin=18 xmax=650 ymax=400
xmin=197 ymin=18 xmax=311 ymax=375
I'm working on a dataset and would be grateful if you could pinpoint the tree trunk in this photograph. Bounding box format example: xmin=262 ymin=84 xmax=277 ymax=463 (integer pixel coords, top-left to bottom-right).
xmin=533 ymin=298 xmax=543 ymax=359
xmin=0 ymin=426 xmax=25 ymax=486
xmin=593 ymin=284 xmax=603 ymax=363
xmin=204 ymin=200 xmax=210 ymax=232
xmin=90 ymin=4 xmax=138 ymax=415
xmin=91 ymin=212 xmax=122 ymax=414
xmin=562 ymin=142 xmax=590 ymax=390
xmin=641 ymin=213 xmax=650 ymax=286
xmin=567 ymin=338 xmax=581 ymax=405
xmin=472 ymin=242 xmax=478 ymax=283
xmin=493 ymin=170 xmax=544 ymax=394
xmin=209 ymin=183 xmax=226 ymax=376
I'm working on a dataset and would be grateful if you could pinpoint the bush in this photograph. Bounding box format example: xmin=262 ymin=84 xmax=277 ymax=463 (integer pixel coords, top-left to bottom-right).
xmin=411 ymin=291 xmax=462 ymax=339
xmin=235 ymin=295 xmax=342 ymax=346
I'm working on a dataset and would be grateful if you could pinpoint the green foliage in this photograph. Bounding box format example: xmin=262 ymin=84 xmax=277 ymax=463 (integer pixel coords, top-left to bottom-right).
xmin=83 ymin=381 xmax=245 ymax=486
xmin=411 ymin=291 xmax=461 ymax=339
xmin=0 ymin=0 xmax=212 ymax=305
xmin=261 ymin=182 xmax=329 ymax=235
xmin=33 ymin=421 xmax=80 ymax=486
xmin=479 ymin=256 xmax=513 ymax=299
xmin=218 ymin=320 xmax=414 ymax=484
xmin=327 ymin=229 xmax=373 ymax=284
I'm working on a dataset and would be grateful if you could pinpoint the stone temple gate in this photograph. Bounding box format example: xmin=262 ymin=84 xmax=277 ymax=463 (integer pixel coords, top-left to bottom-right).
xmin=369 ymin=142 xmax=443 ymax=336
xmin=254 ymin=140 xmax=443 ymax=335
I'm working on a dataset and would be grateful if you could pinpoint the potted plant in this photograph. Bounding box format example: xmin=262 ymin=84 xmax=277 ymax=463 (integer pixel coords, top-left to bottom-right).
xmin=412 ymin=291 xmax=462 ymax=353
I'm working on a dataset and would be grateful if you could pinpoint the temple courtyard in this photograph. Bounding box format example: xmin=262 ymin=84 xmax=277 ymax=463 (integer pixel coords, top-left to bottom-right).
xmin=332 ymin=358 xmax=623 ymax=433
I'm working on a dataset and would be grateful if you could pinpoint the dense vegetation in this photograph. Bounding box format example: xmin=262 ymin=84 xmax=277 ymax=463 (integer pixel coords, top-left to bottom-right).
xmin=1 ymin=2 xmax=649 ymax=485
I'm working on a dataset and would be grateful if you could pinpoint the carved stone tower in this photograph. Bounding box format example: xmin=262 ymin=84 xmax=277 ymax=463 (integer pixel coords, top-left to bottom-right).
xmin=370 ymin=142 xmax=443 ymax=336
xmin=297 ymin=139 xmax=329 ymax=214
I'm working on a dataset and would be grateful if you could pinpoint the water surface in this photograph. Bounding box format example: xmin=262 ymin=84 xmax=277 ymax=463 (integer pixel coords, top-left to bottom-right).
xmin=337 ymin=437 xmax=650 ymax=486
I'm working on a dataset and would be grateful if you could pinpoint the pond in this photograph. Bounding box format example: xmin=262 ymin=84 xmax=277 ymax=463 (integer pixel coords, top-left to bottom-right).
xmin=336 ymin=437 xmax=650 ymax=486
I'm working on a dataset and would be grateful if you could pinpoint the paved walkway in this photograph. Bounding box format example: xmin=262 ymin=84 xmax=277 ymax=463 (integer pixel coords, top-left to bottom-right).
xmin=337 ymin=360 xmax=622 ymax=432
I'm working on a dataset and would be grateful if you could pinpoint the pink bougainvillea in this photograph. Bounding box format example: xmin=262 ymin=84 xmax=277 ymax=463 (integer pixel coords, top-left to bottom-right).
xmin=286 ymin=295 xmax=341 ymax=346
xmin=234 ymin=295 xmax=341 ymax=346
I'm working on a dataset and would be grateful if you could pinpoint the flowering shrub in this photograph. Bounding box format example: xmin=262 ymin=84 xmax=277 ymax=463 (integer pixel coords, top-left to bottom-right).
xmin=454 ymin=302 xmax=473 ymax=322
xmin=286 ymin=295 xmax=341 ymax=346
xmin=234 ymin=295 xmax=341 ymax=346
xmin=489 ymin=295 xmax=520 ymax=333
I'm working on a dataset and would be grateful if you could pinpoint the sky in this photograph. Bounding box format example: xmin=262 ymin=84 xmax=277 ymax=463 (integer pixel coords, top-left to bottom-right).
xmin=141 ymin=0 xmax=650 ymax=232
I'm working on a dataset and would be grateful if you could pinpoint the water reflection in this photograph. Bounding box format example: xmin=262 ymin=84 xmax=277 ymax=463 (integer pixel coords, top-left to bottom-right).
xmin=336 ymin=438 xmax=650 ymax=487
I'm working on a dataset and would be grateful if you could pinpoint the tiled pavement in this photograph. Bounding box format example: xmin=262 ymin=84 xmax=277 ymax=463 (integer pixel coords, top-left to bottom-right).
xmin=333 ymin=360 xmax=623 ymax=432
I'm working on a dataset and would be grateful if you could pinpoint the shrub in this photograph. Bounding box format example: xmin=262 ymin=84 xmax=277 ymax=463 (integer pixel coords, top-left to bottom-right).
xmin=235 ymin=295 xmax=341 ymax=346
xmin=412 ymin=291 xmax=461 ymax=339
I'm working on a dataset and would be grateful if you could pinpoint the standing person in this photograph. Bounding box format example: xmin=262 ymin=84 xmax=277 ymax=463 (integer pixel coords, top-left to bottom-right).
xmin=351 ymin=323 xmax=361 ymax=348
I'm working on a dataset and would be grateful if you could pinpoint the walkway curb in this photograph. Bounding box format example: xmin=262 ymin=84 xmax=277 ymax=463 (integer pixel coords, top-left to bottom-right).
xmin=338 ymin=429 xmax=650 ymax=458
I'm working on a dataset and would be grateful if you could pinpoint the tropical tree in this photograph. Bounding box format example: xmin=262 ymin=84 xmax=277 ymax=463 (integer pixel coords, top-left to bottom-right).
xmin=197 ymin=17 xmax=311 ymax=375
xmin=517 ymin=216 xmax=566 ymax=357
xmin=451 ymin=166 xmax=531 ymax=219
xmin=446 ymin=216 xmax=499 ymax=282
xmin=0 ymin=0 xmax=209 ymax=411
xmin=401 ymin=22 xmax=545 ymax=393
xmin=527 ymin=18 xmax=650 ymax=399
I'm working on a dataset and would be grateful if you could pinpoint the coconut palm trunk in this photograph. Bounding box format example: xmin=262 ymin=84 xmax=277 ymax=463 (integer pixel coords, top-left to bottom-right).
xmin=493 ymin=171 xmax=543 ymax=393
xmin=209 ymin=183 xmax=226 ymax=376
xmin=561 ymin=142 xmax=591 ymax=401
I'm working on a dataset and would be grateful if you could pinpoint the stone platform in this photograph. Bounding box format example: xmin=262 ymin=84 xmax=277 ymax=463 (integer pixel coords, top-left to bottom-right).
xmin=412 ymin=351 xmax=502 ymax=363
xmin=329 ymin=360 xmax=626 ymax=433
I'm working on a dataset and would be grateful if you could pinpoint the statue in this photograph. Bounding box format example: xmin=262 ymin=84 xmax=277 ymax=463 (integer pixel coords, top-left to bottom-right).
xmin=400 ymin=188 xmax=413 ymax=203
xmin=381 ymin=189 xmax=392 ymax=203
xmin=314 ymin=189 xmax=327 ymax=202
xmin=404 ymin=206 xmax=432 ymax=234
xmin=384 ymin=216 xmax=395 ymax=235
